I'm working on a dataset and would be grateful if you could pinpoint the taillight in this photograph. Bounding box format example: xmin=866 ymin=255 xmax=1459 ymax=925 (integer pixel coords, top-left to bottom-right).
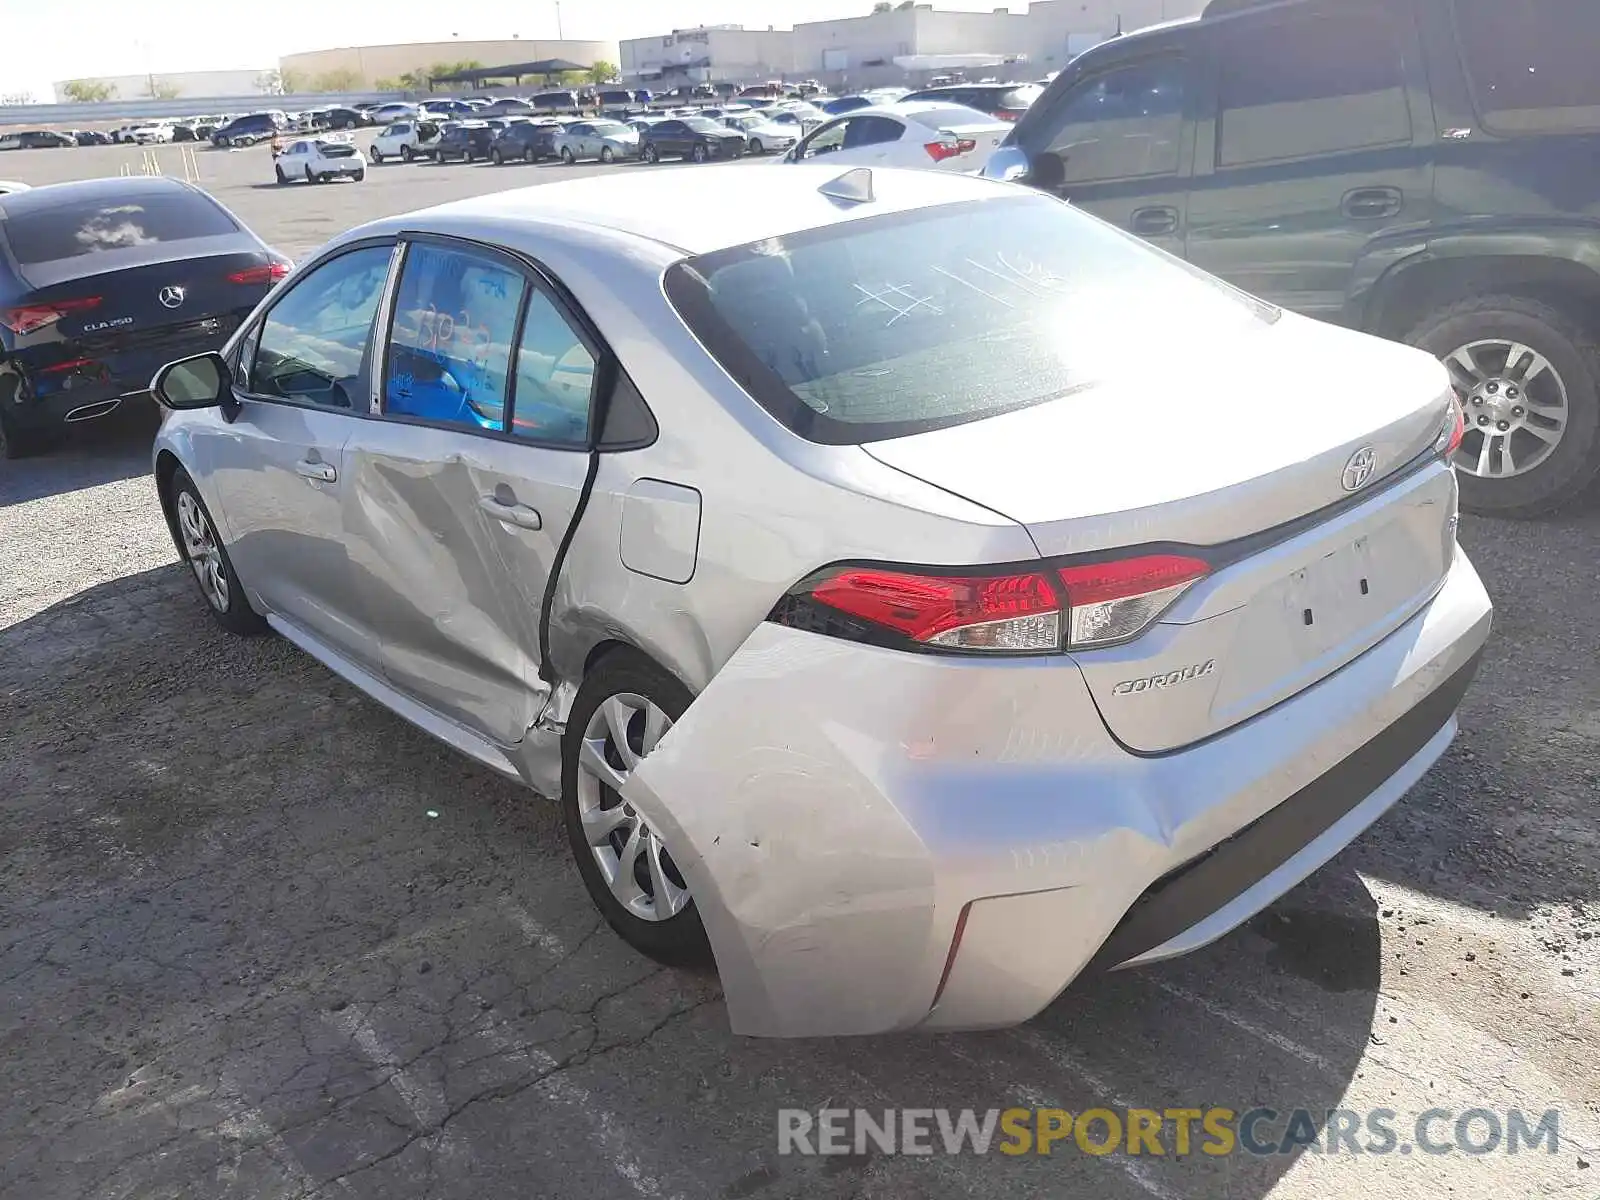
xmin=1056 ymin=554 xmax=1210 ymax=648
xmin=1438 ymin=399 xmax=1465 ymax=458
xmin=228 ymin=262 xmax=291 ymax=285
xmin=0 ymin=296 xmax=102 ymax=335
xmin=770 ymin=553 xmax=1211 ymax=654
xmin=993 ymin=110 xmax=1020 ymax=122
xmin=924 ymin=137 xmax=978 ymax=163
xmin=41 ymin=357 xmax=95 ymax=374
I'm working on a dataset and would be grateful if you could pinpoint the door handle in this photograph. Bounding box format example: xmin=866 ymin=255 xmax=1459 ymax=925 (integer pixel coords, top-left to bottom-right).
xmin=478 ymin=495 xmax=543 ymax=530
xmin=294 ymin=459 xmax=336 ymax=483
xmin=1130 ymin=205 xmax=1180 ymax=236
xmin=1342 ymin=187 xmax=1403 ymax=220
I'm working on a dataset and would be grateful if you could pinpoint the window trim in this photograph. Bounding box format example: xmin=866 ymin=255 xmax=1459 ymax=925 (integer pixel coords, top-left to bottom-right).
xmin=235 ymin=238 xmax=401 ymax=415
xmin=1209 ymin=3 xmax=1415 ymax=170
xmin=1026 ymin=50 xmax=1193 ymax=185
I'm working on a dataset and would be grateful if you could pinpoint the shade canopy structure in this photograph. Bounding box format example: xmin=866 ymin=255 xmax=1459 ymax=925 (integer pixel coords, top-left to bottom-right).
xmin=429 ymin=59 xmax=592 ymax=87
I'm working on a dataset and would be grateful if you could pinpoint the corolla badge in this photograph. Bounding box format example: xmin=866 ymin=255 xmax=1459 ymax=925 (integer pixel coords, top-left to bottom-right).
xmin=1112 ymin=659 xmax=1215 ymax=696
xmin=158 ymin=285 xmax=186 ymax=309
xmin=1341 ymin=445 xmax=1377 ymax=492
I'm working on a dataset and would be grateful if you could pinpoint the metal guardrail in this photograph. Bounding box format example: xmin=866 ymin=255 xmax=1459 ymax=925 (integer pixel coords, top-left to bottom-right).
xmin=0 ymin=92 xmax=406 ymax=129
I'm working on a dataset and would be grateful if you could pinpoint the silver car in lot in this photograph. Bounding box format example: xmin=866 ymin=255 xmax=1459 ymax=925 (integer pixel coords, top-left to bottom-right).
xmin=149 ymin=166 xmax=1491 ymax=1038
xmin=552 ymin=119 xmax=640 ymax=164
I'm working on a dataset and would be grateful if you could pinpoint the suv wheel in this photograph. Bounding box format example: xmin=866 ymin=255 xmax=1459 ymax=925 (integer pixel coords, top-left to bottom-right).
xmin=560 ymin=146 xmax=576 ymax=164
xmin=169 ymin=470 xmax=267 ymax=636
xmin=274 ymin=165 xmax=288 ymax=185
xmin=490 ymin=148 xmax=503 ymax=165
xmin=642 ymin=143 xmax=658 ymax=164
xmin=1407 ymin=294 xmax=1600 ymax=517
xmin=691 ymin=142 xmax=708 ymax=163
xmin=561 ymin=651 xmax=713 ymax=968
xmin=401 ymin=145 xmax=414 ymax=162
xmin=750 ymin=138 xmax=764 ymax=155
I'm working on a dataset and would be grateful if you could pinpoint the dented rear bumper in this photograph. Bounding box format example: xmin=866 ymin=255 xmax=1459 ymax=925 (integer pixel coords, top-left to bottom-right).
xmin=627 ymin=549 xmax=1492 ymax=1038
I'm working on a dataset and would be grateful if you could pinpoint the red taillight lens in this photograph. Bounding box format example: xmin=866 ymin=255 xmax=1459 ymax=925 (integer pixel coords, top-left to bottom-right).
xmin=1056 ymin=554 xmax=1210 ymax=647
xmin=924 ymin=137 xmax=977 ymax=162
xmin=1443 ymin=402 xmax=1465 ymax=457
xmin=994 ymin=110 xmax=1020 ymax=122
xmin=773 ymin=552 xmax=1212 ymax=654
xmin=228 ymin=262 xmax=291 ymax=285
xmin=810 ymin=567 xmax=1060 ymax=651
xmin=0 ymin=296 xmax=102 ymax=335
xmin=41 ymin=357 xmax=95 ymax=374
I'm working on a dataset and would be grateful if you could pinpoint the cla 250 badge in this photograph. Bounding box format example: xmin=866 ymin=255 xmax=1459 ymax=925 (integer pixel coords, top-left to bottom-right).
xmin=82 ymin=316 xmax=134 ymax=333
xmin=1113 ymin=659 xmax=1216 ymax=696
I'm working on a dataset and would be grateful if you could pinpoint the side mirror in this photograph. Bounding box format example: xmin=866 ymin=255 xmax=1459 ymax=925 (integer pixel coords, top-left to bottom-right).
xmin=151 ymin=352 xmax=229 ymax=410
xmin=983 ymin=145 xmax=1032 ymax=183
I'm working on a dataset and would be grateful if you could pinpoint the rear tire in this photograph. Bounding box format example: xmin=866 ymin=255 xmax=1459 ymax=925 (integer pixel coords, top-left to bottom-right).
xmin=274 ymin=165 xmax=287 ymax=184
xmin=491 ymin=148 xmax=503 ymax=165
xmin=168 ymin=469 xmax=267 ymax=636
xmin=402 ymin=145 xmax=415 ymax=162
xmin=642 ymin=143 xmax=658 ymax=164
xmin=1406 ymin=293 xmax=1600 ymax=517
xmin=691 ymin=142 xmax=708 ymax=163
xmin=600 ymin=145 xmax=614 ymax=164
xmin=561 ymin=649 xmax=713 ymax=968
xmin=0 ymin=404 xmax=51 ymax=461
xmin=561 ymin=146 xmax=575 ymax=165
xmin=750 ymin=138 xmax=763 ymax=155
xmin=353 ymin=168 xmax=365 ymax=182
xmin=524 ymin=146 xmax=537 ymax=163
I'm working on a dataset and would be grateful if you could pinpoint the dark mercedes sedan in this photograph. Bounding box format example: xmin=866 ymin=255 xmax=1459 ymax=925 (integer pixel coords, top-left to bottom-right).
xmin=0 ymin=176 xmax=290 ymax=458
xmin=639 ymin=117 xmax=746 ymax=164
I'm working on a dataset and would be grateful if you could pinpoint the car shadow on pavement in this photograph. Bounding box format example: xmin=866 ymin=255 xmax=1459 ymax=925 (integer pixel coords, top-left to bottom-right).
xmin=0 ymin=562 xmax=1384 ymax=1200
xmin=0 ymin=403 xmax=157 ymax=507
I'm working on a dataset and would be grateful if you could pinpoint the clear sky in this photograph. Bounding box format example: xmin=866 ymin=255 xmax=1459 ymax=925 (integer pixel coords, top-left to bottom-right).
xmin=2 ymin=0 xmax=1011 ymax=98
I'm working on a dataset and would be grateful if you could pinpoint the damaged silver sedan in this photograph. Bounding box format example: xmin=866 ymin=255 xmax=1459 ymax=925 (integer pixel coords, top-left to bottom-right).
xmin=150 ymin=165 xmax=1492 ymax=1037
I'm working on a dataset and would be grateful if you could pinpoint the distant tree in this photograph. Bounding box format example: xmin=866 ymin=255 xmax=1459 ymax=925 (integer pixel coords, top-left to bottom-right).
xmin=896 ymin=0 xmax=915 ymax=8
xmin=587 ymin=61 xmax=619 ymax=84
xmin=872 ymin=1 xmax=892 ymax=10
xmin=373 ymin=77 xmax=402 ymax=91
xmin=146 ymin=78 xmax=182 ymax=100
xmin=254 ymin=70 xmax=282 ymax=94
xmin=312 ymin=67 xmax=362 ymax=92
xmin=63 ymin=79 xmax=117 ymax=102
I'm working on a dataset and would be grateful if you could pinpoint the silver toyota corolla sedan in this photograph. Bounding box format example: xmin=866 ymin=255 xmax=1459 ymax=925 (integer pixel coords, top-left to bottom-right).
xmin=149 ymin=165 xmax=1492 ymax=1038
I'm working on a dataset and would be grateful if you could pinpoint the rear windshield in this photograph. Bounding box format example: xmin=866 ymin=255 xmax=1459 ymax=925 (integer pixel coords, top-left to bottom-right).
xmin=665 ymin=195 xmax=1276 ymax=444
xmin=5 ymin=193 xmax=238 ymax=266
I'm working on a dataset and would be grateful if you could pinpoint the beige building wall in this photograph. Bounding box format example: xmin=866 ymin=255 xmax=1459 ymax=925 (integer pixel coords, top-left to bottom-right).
xmin=280 ymin=40 xmax=617 ymax=88
xmin=621 ymin=27 xmax=795 ymax=83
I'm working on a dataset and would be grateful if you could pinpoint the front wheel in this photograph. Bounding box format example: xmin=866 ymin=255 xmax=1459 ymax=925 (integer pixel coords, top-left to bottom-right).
xmin=562 ymin=651 xmax=713 ymax=968
xmin=274 ymin=165 xmax=288 ymax=184
xmin=491 ymin=148 xmax=503 ymax=165
xmin=750 ymin=139 xmax=763 ymax=155
xmin=691 ymin=142 xmax=708 ymax=163
xmin=352 ymin=168 xmax=365 ymax=182
xmin=560 ymin=146 xmax=575 ymax=165
xmin=371 ymin=149 xmax=384 ymax=163
xmin=402 ymin=145 xmax=415 ymax=162
xmin=170 ymin=470 xmax=267 ymax=636
xmin=641 ymin=143 xmax=658 ymax=164
xmin=600 ymin=145 xmax=614 ymax=164
xmin=1407 ymin=293 xmax=1600 ymax=517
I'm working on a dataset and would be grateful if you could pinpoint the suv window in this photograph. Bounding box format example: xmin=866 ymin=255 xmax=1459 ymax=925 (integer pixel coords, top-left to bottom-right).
xmin=384 ymin=242 xmax=526 ymax=432
xmin=1453 ymin=0 xmax=1600 ymax=135
xmin=1035 ymin=57 xmax=1188 ymax=183
xmin=252 ymin=245 xmax=393 ymax=409
xmin=510 ymin=291 xmax=596 ymax=446
xmin=1215 ymin=4 xmax=1412 ymax=167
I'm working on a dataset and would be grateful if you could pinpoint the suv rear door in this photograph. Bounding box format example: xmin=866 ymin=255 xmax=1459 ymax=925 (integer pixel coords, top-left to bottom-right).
xmin=1005 ymin=45 xmax=1196 ymax=257
xmin=1184 ymin=0 xmax=1433 ymax=323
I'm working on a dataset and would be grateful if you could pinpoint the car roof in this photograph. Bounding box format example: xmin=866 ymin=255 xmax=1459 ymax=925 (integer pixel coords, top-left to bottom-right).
xmin=404 ymin=164 xmax=1011 ymax=256
xmin=0 ymin=175 xmax=195 ymax=218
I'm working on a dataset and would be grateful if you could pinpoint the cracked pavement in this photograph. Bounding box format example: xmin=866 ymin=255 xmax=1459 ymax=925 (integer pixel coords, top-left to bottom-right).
xmin=1 ymin=145 xmax=1599 ymax=1199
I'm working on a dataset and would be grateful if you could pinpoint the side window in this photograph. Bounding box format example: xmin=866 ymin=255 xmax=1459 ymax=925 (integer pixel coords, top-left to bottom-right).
xmin=384 ymin=243 xmax=526 ymax=432
xmin=844 ymin=115 xmax=903 ymax=149
xmin=1216 ymin=6 xmax=1412 ymax=167
xmin=510 ymin=289 xmax=596 ymax=447
xmin=801 ymin=119 xmax=849 ymax=157
xmin=251 ymin=245 xmax=393 ymax=408
xmin=1038 ymin=57 xmax=1188 ymax=183
xmin=1453 ymin=0 xmax=1600 ymax=135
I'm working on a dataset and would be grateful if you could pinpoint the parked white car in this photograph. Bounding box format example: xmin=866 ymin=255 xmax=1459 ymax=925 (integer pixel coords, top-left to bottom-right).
xmin=369 ymin=119 xmax=442 ymax=163
xmin=783 ymin=101 xmax=1009 ymax=173
xmin=273 ymin=136 xmax=367 ymax=184
xmin=132 ymin=123 xmax=174 ymax=144
xmin=723 ymin=112 xmax=797 ymax=156
xmin=552 ymin=119 xmax=640 ymax=164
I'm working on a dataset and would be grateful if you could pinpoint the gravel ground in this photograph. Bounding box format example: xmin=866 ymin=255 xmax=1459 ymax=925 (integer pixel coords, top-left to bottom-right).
xmin=1 ymin=142 xmax=1597 ymax=1200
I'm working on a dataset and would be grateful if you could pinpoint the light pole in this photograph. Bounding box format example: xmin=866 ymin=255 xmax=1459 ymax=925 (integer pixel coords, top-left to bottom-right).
xmin=555 ymin=1 xmax=564 ymax=39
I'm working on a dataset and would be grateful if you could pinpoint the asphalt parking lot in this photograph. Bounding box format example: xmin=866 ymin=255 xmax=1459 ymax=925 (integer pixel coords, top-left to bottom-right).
xmin=1 ymin=139 xmax=1598 ymax=1200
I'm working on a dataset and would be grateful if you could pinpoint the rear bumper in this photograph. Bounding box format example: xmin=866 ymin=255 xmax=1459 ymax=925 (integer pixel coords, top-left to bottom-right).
xmin=626 ymin=547 xmax=1492 ymax=1038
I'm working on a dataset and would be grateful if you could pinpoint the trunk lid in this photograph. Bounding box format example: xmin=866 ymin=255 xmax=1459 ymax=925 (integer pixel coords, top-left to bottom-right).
xmin=864 ymin=315 xmax=1459 ymax=752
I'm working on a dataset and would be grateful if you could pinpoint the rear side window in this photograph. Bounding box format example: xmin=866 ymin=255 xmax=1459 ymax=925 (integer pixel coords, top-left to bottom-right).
xmin=384 ymin=242 xmax=527 ymax=433
xmin=1215 ymin=4 xmax=1413 ymax=167
xmin=3 ymin=193 xmax=238 ymax=265
xmin=665 ymin=195 xmax=1275 ymax=445
xmin=1031 ymin=57 xmax=1188 ymax=183
xmin=1453 ymin=0 xmax=1600 ymax=135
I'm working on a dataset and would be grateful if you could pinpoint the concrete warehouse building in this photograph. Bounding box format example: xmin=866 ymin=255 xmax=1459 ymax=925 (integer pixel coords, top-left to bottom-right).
xmin=278 ymin=40 xmax=617 ymax=89
xmin=622 ymin=0 xmax=1204 ymax=89
xmin=52 ymin=69 xmax=273 ymax=103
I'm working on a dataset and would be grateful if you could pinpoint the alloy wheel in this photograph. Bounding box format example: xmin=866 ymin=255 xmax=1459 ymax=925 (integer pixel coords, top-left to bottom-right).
xmin=176 ymin=491 xmax=229 ymax=613
xmin=574 ymin=693 xmax=690 ymax=923
xmin=1444 ymin=338 xmax=1569 ymax=479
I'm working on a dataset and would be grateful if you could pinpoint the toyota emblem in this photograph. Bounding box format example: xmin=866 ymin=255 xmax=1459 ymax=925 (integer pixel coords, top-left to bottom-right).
xmin=1341 ymin=445 xmax=1377 ymax=492
xmin=159 ymin=285 xmax=185 ymax=309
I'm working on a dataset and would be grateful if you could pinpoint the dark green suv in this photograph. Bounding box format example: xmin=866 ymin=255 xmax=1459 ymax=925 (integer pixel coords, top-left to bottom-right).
xmin=987 ymin=0 xmax=1600 ymax=517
